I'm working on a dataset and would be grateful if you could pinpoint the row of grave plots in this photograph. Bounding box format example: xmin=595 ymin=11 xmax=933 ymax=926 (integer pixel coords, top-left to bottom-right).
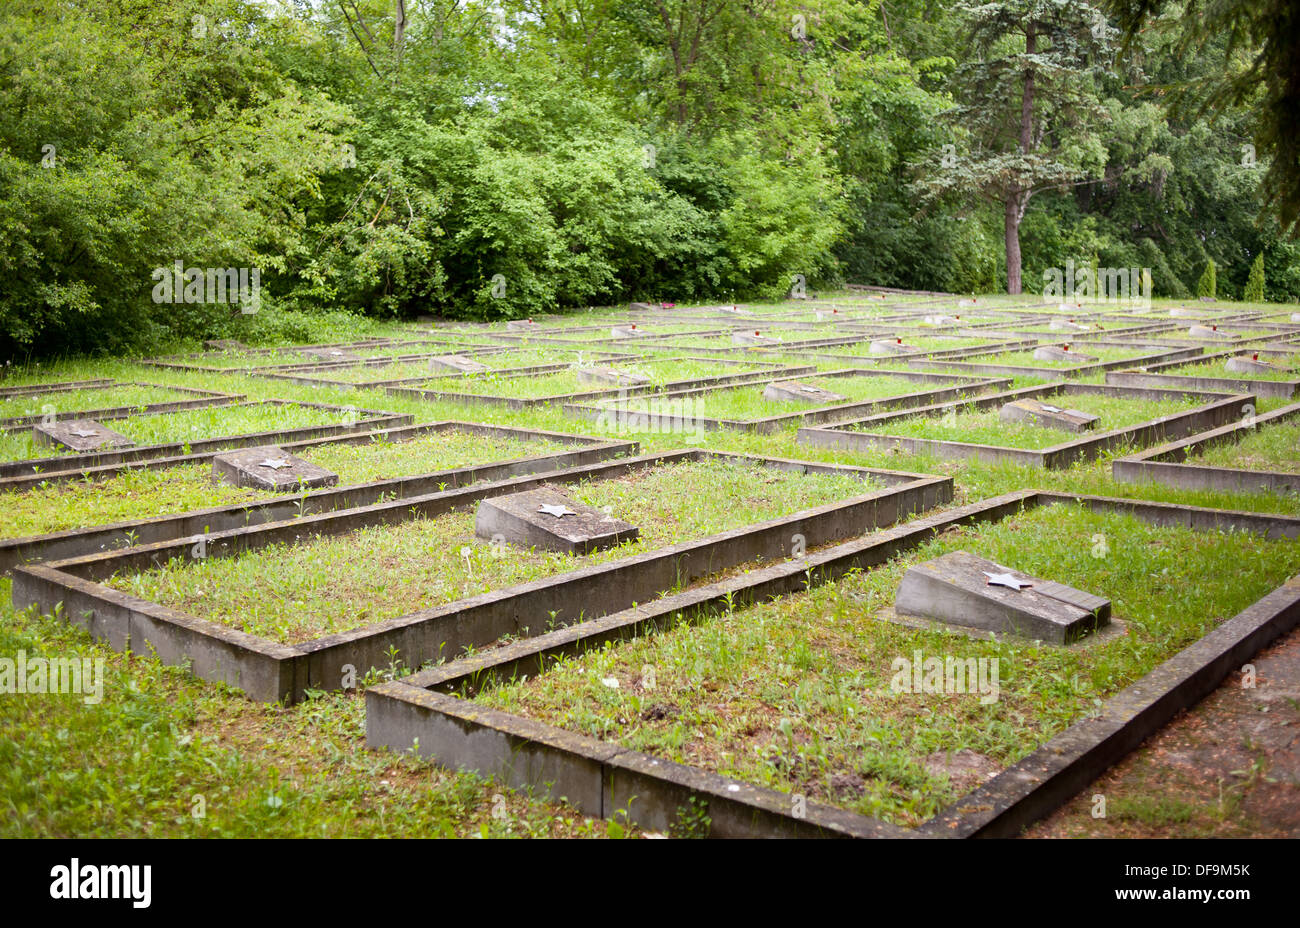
xmin=3 ymin=291 xmax=1299 ymax=838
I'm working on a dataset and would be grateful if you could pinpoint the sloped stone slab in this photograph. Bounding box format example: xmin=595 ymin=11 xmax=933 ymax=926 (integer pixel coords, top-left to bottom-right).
xmin=1188 ymin=325 xmax=1232 ymax=339
xmin=1169 ymin=307 xmax=1203 ymax=319
xmin=474 ymin=488 xmax=638 ymax=555
xmin=628 ymin=302 xmax=660 ymax=312
xmin=999 ymin=398 xmax=1099 ymax=432
xmin=33 ymin=419 xmax=135 ymax=453
xmin=429 ymin=354 xmax=490 ymax=374
xmin=1033 ymin=344 xmax=1097 ymax=362
xmin=211 ymin=445 xmax=338 ymax=491
xmin=302 ymin=347 xmax=361 ymax=362
xmin=1224 ymin=355 xmax=1282 ymax=375
xmin=895 ymin=550 xmax=1110 ymax=644
xmin=575 ymin=366 xmax=651 ymax=387
xmin=762 ymin=380 xmax=848 ymax=405
xmin=870 ymin=339 xmax=920 ymax=355
xmin=611 ymin=325 xmax=651 ymax=338
xmin=924 ymin=314 xmax=959 ymax=326
xmin=506 ymin=320 xmax=542 ymax=332
xmin=732 ymin=331 xmax=780 ymax=346
xmin=203 ymin=339 xmax=248 ymax=351
xmin=1049 ymin=319 xmax=1090 ymax=333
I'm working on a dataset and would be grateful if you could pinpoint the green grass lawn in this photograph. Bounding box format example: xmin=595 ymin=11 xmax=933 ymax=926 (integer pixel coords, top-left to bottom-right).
xmin=945 ymin=346 xmax=1176 ymax=369
xmin=5 ymin=292 xmax=1300 ymax=839
xmin=411 ymin=357 xmax=769 ymax=399
xmin=108 ymin=458 xmax=878 ymax=644
xmin=1156 ymin=357 xmax=1300 ymax=382
xmin=476 ymin=503 xmax=1300 ymax=826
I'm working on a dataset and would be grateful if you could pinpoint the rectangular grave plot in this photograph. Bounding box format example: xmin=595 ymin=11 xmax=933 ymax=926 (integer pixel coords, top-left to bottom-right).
xmin=1105 ymin=351 xmax=1300 ymax=399
xmin=140 ymin=339 xmax=399 ymax=374
xmin=797 ymin=382 xmax=1251 ymax=468
xmin=564 ymin=369 xmax=1009 ymax=435
xmin=0 ymin=400 xmax=411 ymax=490
xmin=9 ymin=451 xmax=951 ymax=703
xmin=386 ymin=356 xmax=814 ymax=409
xmin=364 ymin=492 xmax=1300 ymax=837
xmin=1112 ymin=399 xmax=1300 ymax=496
xmin=906 ymin=343 xmax=1202 ymax=380
xmin=0 ymin=422 xmax=638 ymax=574
xmin=0 ymin=382 xmax=244 ymax=430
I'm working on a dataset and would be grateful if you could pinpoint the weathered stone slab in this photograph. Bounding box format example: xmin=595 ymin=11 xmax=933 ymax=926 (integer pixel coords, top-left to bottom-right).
xmin=958 ymin=299 xmax=979 ymax=308
xmin=762 ymin=381 xmax=848 ymax=405
xmin=474 ymin=488 xmax=638 ymax=555
xmin=506 ymin=319 xmax=542 ymax=332
xmin=203 ymin=339 xmax=248 ymax=351
xmin=870 ymin=338 xmax=920 ymax=355
xmin=33 ymin=419 xmax=135 ymax=453
xmin=718 ymin=305 xmax=753 ymax=315
xmin=1033 ymin=344 xmax=1097 ymax=362
xmin=1290 ymin=313 xmax=1300 ymax=323
xmin=1049 ymin=319 xmax=1090 ymax=333
xmin=1224 ymin=354 xmax=1283 ymax=375
xmin=576 ymin=366 xmax=651 ymax=387
xmin=1188 ymin=325 xmax=1232 ymax=339
xmin=211 ymin=445 xmax=339 ymax=491
xmin=895 ymin=551 xmax=1110 ymax=644
xmin=303 ymin=347 xmax=361 ymax=362
xmin=924 ymin=314 xmax=959 ymax=326
xmin=732 ymin=330 xmax=780 ymax=346
xmin=1169 ymin=307 xmax=1202 ymax=318
xmin=428 ymin=354 xmax=490 ymax=374
xmin=611 ymin=325 xmax=651 ymax=338
xmin=999 ymin=398 xmax=1098 ymax=432
xmin=628 ymin=302 xmax=660 ymax=312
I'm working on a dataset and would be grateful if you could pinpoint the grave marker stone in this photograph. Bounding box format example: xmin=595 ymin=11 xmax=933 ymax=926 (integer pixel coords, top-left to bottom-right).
xmin=576 ymin=366 xmax=652 ymax=387
xmin=869 ymin=338 xmax=920 ymax=355
xmin=1188 ymin=325 xmax=1232 ymax=340
xmin=611 ymin=324 xmax=651 ymax=338
xmin=32 ymin=419 xmax=136 ymax=453
xmin=203 ymin=339 xmax=248 ymax=351
xmin=1225 ymin=354 xmax=1283 ymax=375
xmin=211 ymin=445 xmax=339 ymax=491
xmin=733 ymin=330 xmax=780 ymax=346
xmin=895 ymin=550 xmax=1110 ymax=644
xmin=474 ymin=487 xmax=638 ymax=555
xmin=762 ymin=381 xmax=848 ymax=405
xmin=1032 ymin=344 xmax=1097 ymax=362
xmin=302 ymin=347 xmax=361 ymax=362
xmin=428 ymin=354 xmax=490 ymax=374
xmin=998 ymin=398 xmax=1098 ymax=432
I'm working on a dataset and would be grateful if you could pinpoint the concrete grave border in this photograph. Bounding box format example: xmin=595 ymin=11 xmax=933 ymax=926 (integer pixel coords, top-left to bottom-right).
xmin=0 ymin=382 xmax=245 ymax=430
xmin=563 ymin=369 xmax=1012 ymax=435
xmin=1111 ymin=399 xmax=1300 ymax=495
xmin=903 ymin=342 xmax=1205 ymax=380
xmin=0 ymin=422 xmax=638 ymax=574
xmin=797 ymin=381 xmax=1251 ymax=469
xmin=0 ymin=400 xmax=410 ymax=491
xmin=11 ymin=450 xmax=950 ymax=703
xmin=384 ymin=356 xmax=816 ymax=410
xmin=364 ymin=490 xmax=1300 ymax=838
xmin=1104 ymin=347 xmax=1300 ymax=399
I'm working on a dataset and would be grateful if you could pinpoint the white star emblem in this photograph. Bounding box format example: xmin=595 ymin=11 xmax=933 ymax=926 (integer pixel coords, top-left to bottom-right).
xmin=1039 ymin=404 xmax=1064 ymax=413
xmin=69 ymin=428 xmax=98 ymax=438
xmin=984 ymin=571 xmax=1032 ymax=591
xmin=257 ymin=458 xmax=291 ymax=470
xmin=538 ymin=503 xmax=575 ymax=518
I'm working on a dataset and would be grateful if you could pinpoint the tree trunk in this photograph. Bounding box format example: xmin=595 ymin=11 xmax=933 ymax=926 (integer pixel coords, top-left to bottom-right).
xmin=1005 ymin=23 xmax=1037 ymax=296
xmin=1005 ymin=195 xmax=1022 ymax=294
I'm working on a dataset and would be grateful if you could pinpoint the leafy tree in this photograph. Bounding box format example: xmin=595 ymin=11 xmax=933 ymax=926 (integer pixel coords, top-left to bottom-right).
xmin=1244 ymin=252 xmax=1265 ymax=302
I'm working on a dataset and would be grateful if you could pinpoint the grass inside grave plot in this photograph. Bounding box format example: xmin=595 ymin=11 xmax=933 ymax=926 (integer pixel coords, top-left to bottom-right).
xmin=943 ymin=345 xmax=1170 ymax=369
xmin=1192 ymin=419 xmax=1300 ymax=473
xmin=0 ymin=384 xmax=201 ymax=420
xmin=1154 ymin=356 xmax=1300 ymax=382
xmin=808 ymin=336 xmax=1007 ymax=358
xmin=308 ymin=348 xmax=588 ymax=384
xmin=412 ymin=358 xmax=768 ymax=399
xmin=0 ymin=402 xmax=349 ymax=463
xmin=853 ymin=391 xmax=1204 ymax=449
xmin=109 ymin=459 xmax=878 ymax=645
xmin=678 ymin=374 xmax=975 ymax=421
xmin=476 ymin=504 xmax=1300 ymax=826
xmin=0 ymin=429 xmax=570 ymax=539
